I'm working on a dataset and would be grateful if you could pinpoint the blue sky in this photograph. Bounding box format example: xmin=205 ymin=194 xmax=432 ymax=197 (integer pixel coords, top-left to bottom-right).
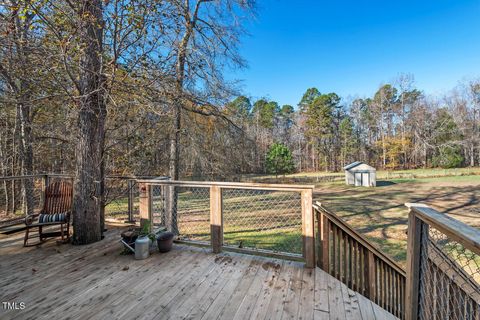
xmin=229 ymin=0 xmax=480 ymax=107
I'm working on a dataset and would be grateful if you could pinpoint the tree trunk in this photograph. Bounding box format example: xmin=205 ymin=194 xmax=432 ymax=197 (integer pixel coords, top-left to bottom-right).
xmin=470 ymin=144 xmax=475 ymax=167
xmin=167 ymin=101 xmax=180 ymax=234
xmin=167 ymin=17 xmax=193 ymax=234
xmin=16 ymin=101 xmax=34 ymax=216
xmin=72 ymin=0 xmax=106 ymax=245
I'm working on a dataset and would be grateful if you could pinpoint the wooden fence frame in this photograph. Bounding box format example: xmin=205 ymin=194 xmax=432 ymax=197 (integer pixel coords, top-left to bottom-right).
xmin=405 ymin=203 xmax=480 ymax=320
xmin=137 ymin=179 xmax=316 ymax=268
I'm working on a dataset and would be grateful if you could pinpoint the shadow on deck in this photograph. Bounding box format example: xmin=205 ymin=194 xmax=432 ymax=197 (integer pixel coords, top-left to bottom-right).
xmin=0 ymin=224 xmax=397 ymax=320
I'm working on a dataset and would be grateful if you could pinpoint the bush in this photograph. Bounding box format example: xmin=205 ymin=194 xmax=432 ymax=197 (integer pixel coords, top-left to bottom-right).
xmin=431 ymin=146 xmax=464 ymax=168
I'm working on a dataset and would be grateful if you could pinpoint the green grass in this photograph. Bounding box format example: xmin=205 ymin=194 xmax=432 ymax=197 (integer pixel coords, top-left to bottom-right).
xmin=105 ymin=189 xmax=304 ymax=255
xmin=245 ymin=167 xmax=480 ymax=183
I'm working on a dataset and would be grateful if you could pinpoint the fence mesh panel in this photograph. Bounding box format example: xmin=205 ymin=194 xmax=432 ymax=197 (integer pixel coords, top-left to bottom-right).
xmin=151 ymin=186 xmax=210 ymax=243
xmin=222 ymin=188 xmax=302 ymax=255
xmin=418 ymin=224 xmax=480 ymax=320
xmin=0 ymin=177 xmax=43 ymax=224
xmin=104 ymin=178 xmax=138 ymax=221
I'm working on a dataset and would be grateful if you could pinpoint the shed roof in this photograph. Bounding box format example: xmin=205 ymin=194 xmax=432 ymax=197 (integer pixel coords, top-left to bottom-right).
xmin=344 ymin=162 xmax=376 ymax=171
xmin=344 ymin=161 xmax=363 ymax=170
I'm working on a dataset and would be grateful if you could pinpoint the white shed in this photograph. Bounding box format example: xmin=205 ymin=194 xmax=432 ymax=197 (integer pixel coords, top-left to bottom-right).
xmin=344 ymin=161 xmax=376 ymax=187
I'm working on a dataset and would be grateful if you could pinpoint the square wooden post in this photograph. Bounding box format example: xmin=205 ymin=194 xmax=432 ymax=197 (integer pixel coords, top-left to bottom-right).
xmin=41 ymin=174 xmax=50 ymax=208
xmin=365 ymin=250 xmax=376 ymax=300
xmin=405 ymin=204 xmax=426 ymax=320
xmin=321 ymin=213 xmax=330 ymax=271
xmin=302 ymin=189 xmax=315 ymax=268
xmin=139 ymin=183 xmax=152 ymax=232
xmin=210 ymin=186 xmax=223 ymax=253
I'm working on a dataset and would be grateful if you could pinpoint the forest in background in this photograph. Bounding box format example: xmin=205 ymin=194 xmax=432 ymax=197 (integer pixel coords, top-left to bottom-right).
xmin=227 ymin=75 xmax=480 ymax=175
xmin=2 ymin=63 xmax=479 ymax=179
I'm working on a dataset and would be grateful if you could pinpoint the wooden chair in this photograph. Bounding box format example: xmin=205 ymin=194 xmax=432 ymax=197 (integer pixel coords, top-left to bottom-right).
xmin=24 ymin=181 xmax=73 ymax=246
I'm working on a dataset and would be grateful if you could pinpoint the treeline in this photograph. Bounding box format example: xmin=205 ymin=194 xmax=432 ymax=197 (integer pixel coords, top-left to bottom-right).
xmin=227 ymin=75 xmax=480 ymax=173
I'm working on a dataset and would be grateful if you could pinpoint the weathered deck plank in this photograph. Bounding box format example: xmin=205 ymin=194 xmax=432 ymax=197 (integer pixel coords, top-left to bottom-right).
xmin=0 ymin=227 xmax=398 ymax=320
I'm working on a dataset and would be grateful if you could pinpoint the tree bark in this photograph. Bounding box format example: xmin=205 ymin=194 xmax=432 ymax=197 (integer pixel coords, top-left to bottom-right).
xmin=167 ymin=7 xmax=196 ymax=234
xmin=72 ymin=0 xmax=106 ymax=245
xmin=16 ymin=100 xmax=34 ymax=216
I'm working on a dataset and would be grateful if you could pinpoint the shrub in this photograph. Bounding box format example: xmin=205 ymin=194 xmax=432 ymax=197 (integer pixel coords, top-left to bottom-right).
xmin=266 ymin=143 xmax=295 ymax=177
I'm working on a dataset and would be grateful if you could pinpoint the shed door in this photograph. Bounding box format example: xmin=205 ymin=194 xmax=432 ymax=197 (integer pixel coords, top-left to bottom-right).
xmin=362 ymin=172 xmax=370 ymax=187
xmin=354 ymin=172 xmax=362 ymax=186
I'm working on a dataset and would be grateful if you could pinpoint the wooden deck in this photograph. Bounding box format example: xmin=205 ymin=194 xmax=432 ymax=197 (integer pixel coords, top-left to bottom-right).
xmin=0 ymin=225 xmax=397 ymax=320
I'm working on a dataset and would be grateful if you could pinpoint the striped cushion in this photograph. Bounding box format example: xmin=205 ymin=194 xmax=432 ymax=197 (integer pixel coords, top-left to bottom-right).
xmin=39 ymin=213 xmax=67 ymax=223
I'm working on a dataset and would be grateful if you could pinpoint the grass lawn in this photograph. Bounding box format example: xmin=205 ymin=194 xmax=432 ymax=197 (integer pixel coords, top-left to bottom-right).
xmin=314 ymin=174 xmax=480 ymax=267
xmin=246 ymin=167 xmax=480 ymax=181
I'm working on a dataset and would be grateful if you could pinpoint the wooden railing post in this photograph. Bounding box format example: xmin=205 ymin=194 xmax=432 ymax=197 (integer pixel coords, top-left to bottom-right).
xmin=365 ymin=251 xmax=376 ymax=300
xmin=41 ymin=174 xmax=50 ymax=208
xmin=210 ymin=186 xmax=223 ymax=253
xmin=302 ymin=189 xmax=315 ymax=268
xmin=127 ymin=179 xmax=135 ymax=222
xmin=405 ymin=204 xmax=426 ymax=320
xmin=164 ymin=185 xmax=172 ymax=231
xmin=139 ymin=183 xmax=152 ymax=232
xmin=318 ymin=210 xmax=330 ymax=271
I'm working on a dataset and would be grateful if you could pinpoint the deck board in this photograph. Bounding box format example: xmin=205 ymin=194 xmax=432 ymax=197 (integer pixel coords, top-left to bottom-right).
xmin=0 ymin=226 xmax=398 ymax=320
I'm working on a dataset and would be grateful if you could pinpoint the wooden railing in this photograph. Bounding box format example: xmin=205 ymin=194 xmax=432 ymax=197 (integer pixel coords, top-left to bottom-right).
xmin=314 ymin=202 xmax=406 ymax=319
xmin=137 ymin=180 xmax=316 ymax=268
xmin=405 ymin=203 xmax=480 ymax=320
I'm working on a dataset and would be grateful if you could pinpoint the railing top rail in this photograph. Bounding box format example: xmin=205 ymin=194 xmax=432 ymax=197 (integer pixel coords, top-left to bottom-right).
xmin=0 ymin=174 xmax=46 ymax=181
xmin=136 ymin=179 xmax=315 ymax=191
xmin=0 ymin=174 xmax=169 ymax=181
xmin=406 ymin=203 xmax=480 ymax=256
xmin=314 ymin=201 xmax=406 ymax=276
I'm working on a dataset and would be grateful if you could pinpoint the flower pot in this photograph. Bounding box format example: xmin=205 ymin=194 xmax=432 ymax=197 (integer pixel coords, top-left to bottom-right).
xmin=156 ymin=232 xmax=174 ymax=253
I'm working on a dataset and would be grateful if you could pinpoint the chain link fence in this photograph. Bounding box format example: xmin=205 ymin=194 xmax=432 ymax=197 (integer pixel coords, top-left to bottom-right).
xmin=104 ymin=178 xmax=139 ymax=222
xmin=0 ymin=175 xmax=159 ymax=227
xmin=0 ymin=175 xmax=75 ymax=227
xmin=148 ymin=182 xmax=306 ymax=257
xmin=0 ymin=176 xmax=44 ymax=225
xmin=222 ymin=188 xmax=302 ymax=255
xmin=151 ymin=185 xmax=211 ymax=243
xmin=417 ymin=222 xmax=480 ymax=320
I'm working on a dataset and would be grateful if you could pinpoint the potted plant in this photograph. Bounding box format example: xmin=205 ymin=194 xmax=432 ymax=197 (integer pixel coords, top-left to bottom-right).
xmin=139 ymin=220 xmax=157 ymax=251
xmin=156 ymin=231 xmax=174 ymax=252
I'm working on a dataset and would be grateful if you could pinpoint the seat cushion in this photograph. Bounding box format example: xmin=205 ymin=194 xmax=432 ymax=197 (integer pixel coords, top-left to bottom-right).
xmin=38 ymin=213 xmax=68 ymax=224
